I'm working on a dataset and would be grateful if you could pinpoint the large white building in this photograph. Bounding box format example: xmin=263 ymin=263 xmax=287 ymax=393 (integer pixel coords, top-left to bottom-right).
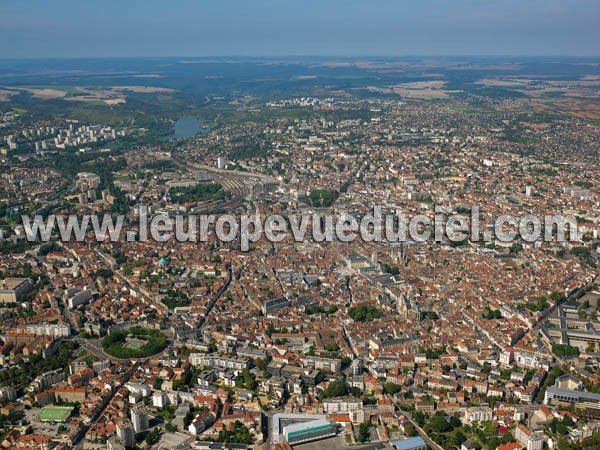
xmin=125 ymin=382 xmax=151 ymax=398
xmin=544 ymin=387 xmax=600 ymax=411
xmin=322 ymin=397 xmax=362 ymax=414
xmin=131 ymin=404 xmax=148 ymax=433
xmin=24 ymin=323 xmax=71 ymax=338
xmin=272 ymin=413 xmax=336 ymax=445
xmin=117 ymin=419 xmax=136 ymax=448
xmin=66 ymin=288 xmax=93 ymax=309
xmin=302 ymin=355 xmax=342 ymax=373
xmin=189 ymin=354 xmax=249 ymax=371
xmin=0 ymin=386 xmax=17 ymax=403
xmin=152 ymin=391 xmax=167 ymax=408
xmin=188 ymin=411 xmax=214 ymax=435
xmin=283 ymin=419 xmax=336 ymax=445
xmin=514 ymin=424 xmax=545 ymax=450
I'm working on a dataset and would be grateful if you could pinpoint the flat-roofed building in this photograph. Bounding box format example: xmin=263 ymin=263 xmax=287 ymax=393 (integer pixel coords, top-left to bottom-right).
xmin=544 ymin=387 xmax=600 ymax=412
xmin=116 ymin=419 xmax=135 ymax=448
xmin=322 ymin=397 xmax=362 ymax=414
xmin=283 ymin=419 xmax=336 ymax=445
xmin=272 ymin=413 xmax=329 ymax=444
xmin=189 ymin=354 xmax=249 ymax=371
xmin=392 ymin=436 xmax=428 ymax=450
xmin=302 ymin=355 xmax=342 ymax=373
xmin=262 ymin=297 xmax=290 ymax=315
xmin=0 ymin=278 xmax=33 ymax=303
xmin=131 ymin=404 xmax=149 ymax=433
xmin=67 ymin=288 xmax=92 ymax=309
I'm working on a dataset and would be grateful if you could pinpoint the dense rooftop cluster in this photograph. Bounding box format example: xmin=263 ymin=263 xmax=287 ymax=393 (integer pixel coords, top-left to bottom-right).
xmin=0 ymin=74 xmax=598 ymax=450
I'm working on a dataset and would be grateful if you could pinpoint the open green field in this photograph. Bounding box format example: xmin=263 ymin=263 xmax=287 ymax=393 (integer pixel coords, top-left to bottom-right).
xmin=23 ymin=85 xmax=83 ymax=95
xmin=449 ymin=105 xmax=479 ymax=113
xmin=124 ymin=338 xmax=147 ymax=350
xmin=38 ymin=405 xmax=74 ymax=422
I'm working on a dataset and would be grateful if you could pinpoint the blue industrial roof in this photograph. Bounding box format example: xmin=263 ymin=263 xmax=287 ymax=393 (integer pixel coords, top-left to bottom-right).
xmin=391 ymin=436 xmax=427 ymax=450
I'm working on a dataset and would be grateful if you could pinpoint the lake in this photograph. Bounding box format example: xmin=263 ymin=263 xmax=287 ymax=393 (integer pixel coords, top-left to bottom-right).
xmin=160 ymin=117 xmax=209 ymax=141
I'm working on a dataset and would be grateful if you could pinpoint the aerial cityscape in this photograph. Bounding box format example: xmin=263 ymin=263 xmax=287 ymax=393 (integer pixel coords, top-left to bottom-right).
xmin=0 ymin=2 xmax=599 ymax=450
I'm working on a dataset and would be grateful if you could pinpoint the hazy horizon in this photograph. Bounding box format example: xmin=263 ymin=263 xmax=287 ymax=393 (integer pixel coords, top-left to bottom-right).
xmin=1 ymin=0 xmax=598 ymax=58
xmin=1 ymin=54 xmax=600 ymax=60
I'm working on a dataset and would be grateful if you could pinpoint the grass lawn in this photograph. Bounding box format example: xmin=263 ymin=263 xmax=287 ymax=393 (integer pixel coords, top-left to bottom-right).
xmin=38 ymin=405 xmax=74 ymax=422
xmin=124 ymin=338 xmax=147 ymax=350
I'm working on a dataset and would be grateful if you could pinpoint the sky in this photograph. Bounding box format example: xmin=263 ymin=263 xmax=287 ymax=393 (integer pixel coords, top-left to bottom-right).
xmin=0 ymin=0 xmax=598 ymax=58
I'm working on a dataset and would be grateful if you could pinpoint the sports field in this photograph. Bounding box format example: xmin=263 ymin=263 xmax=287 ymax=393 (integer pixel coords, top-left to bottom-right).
xmin=38 ymin=405 xmax=74 ymax=422
xmin=124 ymin=338 xmax=147 ymax=350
